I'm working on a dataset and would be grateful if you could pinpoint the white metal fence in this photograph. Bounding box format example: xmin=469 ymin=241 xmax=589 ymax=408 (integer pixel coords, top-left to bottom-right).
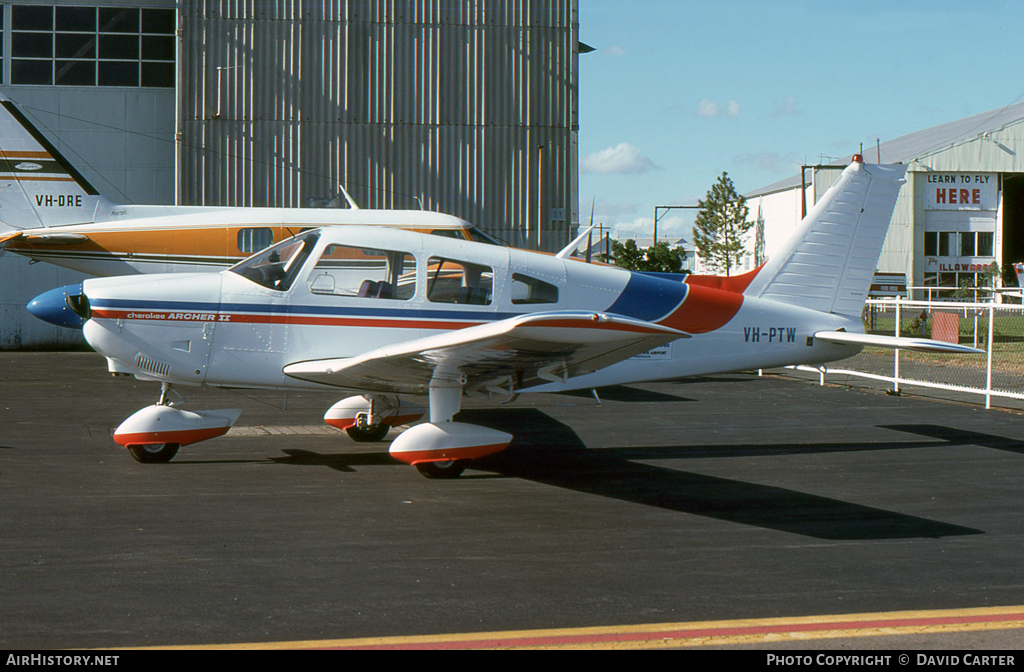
xmin=785 ymin=297 xmax=1024 ymax=409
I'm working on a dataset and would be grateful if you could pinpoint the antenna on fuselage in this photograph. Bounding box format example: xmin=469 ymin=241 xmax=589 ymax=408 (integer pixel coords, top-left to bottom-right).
xmin=585 ymin=197 xmax=595 ymax=263
xmin=338 ymin=183 xmax=361 ymax=210
xmin=556 ymin=223 xmax=595 ymax=259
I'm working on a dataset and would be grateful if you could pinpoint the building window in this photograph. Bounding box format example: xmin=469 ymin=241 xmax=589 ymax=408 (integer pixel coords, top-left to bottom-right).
xmin=10 ymin=5 xmax=175 ymax=88
xmin=960 ymin=232 xmax=976 ymax=257
xmin=939 ymin=232 xmax=953 ymax=257
xmin=925 ymin=231 xmax=995 ymax=258
xmin=978 ymin=232 xmax=994 ymax=257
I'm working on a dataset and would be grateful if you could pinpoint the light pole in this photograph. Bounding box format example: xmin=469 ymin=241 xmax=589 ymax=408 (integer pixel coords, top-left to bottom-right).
xmin=653 ymin=205 xmax=700 ymax=246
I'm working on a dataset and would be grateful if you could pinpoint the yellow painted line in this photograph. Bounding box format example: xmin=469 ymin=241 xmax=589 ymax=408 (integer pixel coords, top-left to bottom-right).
xmin=122 ymin=605 xmax=1024 ymax=650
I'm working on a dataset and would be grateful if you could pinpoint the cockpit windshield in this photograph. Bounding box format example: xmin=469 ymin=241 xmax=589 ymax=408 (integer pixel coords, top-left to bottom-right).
xmin=467 ymin=227 xmax=506 ymax=246
xmin=229 ymin=230 xmax=321 ymax=291
xmin=429 ymin=226 xmax=506 ymax=246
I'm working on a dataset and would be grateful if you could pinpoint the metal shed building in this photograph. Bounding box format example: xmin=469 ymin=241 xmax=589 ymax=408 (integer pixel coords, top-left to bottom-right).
xmin=0 ymin=0 xmax=581 ymax=348
xmin=747 ymin=102 xmax=1024 ymax=297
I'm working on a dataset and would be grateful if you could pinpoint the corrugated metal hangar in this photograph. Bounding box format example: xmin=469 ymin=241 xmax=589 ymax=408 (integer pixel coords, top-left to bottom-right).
xmin=748 ymin=102 xmax=1024 ymax=298
xmin=0 ymin=0 xmax=580 ymax=348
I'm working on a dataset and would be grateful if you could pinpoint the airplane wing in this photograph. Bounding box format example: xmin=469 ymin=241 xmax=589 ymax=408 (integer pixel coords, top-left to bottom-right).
xmin=814 ymin=330 xmax=985 ymax=354
xmin=1 ymin=230 xmax=89 ymax=248
xmin=283 ymin=311 xmax=690 ymax=394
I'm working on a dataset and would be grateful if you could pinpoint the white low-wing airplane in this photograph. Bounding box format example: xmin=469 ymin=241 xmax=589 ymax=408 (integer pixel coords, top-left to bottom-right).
xmin=0 ymin=94 xmax=499 ymax=276
xmin=27 ymin=157 xmax=983 ymax=478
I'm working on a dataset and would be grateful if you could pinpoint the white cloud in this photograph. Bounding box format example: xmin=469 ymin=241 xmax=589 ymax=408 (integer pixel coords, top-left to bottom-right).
xmin=581 ymin=143 xmax=658 ymax=174
xmin=602 ymin=45 xmax=628 ymax=56
xmin=735 ymin=151 xmax=800 ymax=173
xmin=696 ymin=99 xmax=741 ymax=118
xmin=772 ymin=95 xmax=800 ymax=118
xmin=609 ymin=215 xmax=692 ymax=244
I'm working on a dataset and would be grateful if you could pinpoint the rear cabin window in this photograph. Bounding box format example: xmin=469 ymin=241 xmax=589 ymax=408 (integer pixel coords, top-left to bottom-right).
xmin=511 ymin=273 xmax=558 ymax=305
xmin=237 ymin=227 xmax=274 ymax=253
xmin=427 ymin=257 xmax=493 ymax=305
xmin=307 ymin=244 xmax=416 ymax=300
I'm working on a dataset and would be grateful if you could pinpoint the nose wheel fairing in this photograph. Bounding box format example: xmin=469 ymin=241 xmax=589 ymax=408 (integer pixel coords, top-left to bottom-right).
xmin=113 ymin=405 xmax=242 ymax=454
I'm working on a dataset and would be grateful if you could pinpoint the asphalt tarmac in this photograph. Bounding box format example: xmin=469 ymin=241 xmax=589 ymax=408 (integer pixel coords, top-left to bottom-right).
xmin=2 ymin=352 xmax=1024 ymax=650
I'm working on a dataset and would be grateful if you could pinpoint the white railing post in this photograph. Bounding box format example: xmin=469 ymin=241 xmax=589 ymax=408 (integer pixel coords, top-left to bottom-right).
xmin=986 ymin=304 xmax=995 ymax=410
xmin=894 ymin=296 xmax=901 ymax=394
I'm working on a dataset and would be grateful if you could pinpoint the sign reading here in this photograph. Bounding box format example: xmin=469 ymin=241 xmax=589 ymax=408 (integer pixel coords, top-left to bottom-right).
xmin=924 ymin=173 xmax=996 ymax=211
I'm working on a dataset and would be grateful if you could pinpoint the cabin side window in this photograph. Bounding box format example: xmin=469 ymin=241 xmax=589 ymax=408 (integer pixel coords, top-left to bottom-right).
xmin=237 ymin=227 xmax=274 ymax=253
xmin=426 ymin=257 xmax=492 ymax=305
xmin=307 ymin=244 xmax=416 ymax=300
xmin=510 ymin=273 xmax=558 ymax=305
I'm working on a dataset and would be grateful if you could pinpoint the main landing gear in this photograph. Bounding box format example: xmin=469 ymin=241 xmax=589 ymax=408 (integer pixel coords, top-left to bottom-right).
xmin=323 ymin=395 xmax=426 ymax=442
xmin=413 ymin=459 xmax=470 ymax=480
xmin=127 ymin=442 xmax=181 ymax=464
xmin=328 ymin=388 xmax=513 ymax=479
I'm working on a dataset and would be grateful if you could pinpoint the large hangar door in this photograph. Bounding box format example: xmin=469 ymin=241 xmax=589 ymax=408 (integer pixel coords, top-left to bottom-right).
xmin=1001 ymin=175 xmax=1024 ymax=283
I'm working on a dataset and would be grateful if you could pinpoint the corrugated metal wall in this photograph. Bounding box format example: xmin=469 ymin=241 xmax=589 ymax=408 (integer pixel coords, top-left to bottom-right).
xmin=176 ymin=0 xmax=580 ymax=251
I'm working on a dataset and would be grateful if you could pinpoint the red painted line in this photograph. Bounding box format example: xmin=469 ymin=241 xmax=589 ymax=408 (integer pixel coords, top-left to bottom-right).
xmin=390 ymin=443 xmax=511 ymax=465
xmin=113 ymin=426 xmax=231 ymax=447
xmin=329 ymin=611 xmax=1024 ymax=650
xmin=93 ymin=311 xmax=670 ymax=334
xmin=92 ymin=310 xmax=482 ymax=331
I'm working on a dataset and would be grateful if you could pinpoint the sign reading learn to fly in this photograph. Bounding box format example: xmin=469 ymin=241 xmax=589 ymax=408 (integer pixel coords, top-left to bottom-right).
xmin=924 ymin=173 xmax=997 ymax=211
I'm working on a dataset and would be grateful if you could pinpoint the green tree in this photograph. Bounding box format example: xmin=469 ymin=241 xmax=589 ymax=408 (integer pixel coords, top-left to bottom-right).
xmin=692 ymin=172 xmax=752 ymax=276
xmin=611 ymin=239 xmax=687 ymax=273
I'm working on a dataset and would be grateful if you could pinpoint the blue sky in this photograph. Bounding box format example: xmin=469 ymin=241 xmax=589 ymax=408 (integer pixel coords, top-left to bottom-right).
xmin=577 ymin=0 xmax=1024 ymax=241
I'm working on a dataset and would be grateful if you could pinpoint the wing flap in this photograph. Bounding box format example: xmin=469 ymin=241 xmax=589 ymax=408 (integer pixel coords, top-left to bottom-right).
xmin=0 ymin=230 xmax=22 ymax=246
xmin=284 ymin=311 xmax=690 ymax=393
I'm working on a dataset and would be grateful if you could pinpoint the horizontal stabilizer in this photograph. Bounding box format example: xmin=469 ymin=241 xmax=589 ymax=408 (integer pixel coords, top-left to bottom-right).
xmin=813 ymin=330 xmax=985 ymax=354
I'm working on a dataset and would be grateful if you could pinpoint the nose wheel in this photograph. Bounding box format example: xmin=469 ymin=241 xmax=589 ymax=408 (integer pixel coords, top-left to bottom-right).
xmin=126 ymin=443 xmax=180 ymax=464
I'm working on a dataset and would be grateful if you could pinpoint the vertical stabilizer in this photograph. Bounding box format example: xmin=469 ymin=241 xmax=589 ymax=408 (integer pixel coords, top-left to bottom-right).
xmin=0 ymin=96 xmax=107 ymax=229
xmin=743 ymin=159 xmax=906 ymax=318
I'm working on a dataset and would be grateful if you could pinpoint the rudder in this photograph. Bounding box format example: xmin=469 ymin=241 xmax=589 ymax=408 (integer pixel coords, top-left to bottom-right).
xmin=743 ymin=158 xmax=907 ymax=318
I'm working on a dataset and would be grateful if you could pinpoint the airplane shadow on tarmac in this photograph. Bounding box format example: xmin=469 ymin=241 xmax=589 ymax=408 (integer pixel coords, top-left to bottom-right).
xmin=455 ymin=408 xmax=983 ymax=542
xmin=882 ymin=424 xmax=1024 ymax=457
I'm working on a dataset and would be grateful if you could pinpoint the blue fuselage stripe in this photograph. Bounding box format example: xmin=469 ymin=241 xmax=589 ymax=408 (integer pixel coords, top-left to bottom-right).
xmin=604 ymin=272 xmax=689 ymax=321
xmin=89 ymin=298 xmax=521 ymax=321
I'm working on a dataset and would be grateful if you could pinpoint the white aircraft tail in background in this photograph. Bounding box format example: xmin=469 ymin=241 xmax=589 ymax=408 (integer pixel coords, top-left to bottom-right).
xmin=0 ymin=95 xmax=109 ymax=229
